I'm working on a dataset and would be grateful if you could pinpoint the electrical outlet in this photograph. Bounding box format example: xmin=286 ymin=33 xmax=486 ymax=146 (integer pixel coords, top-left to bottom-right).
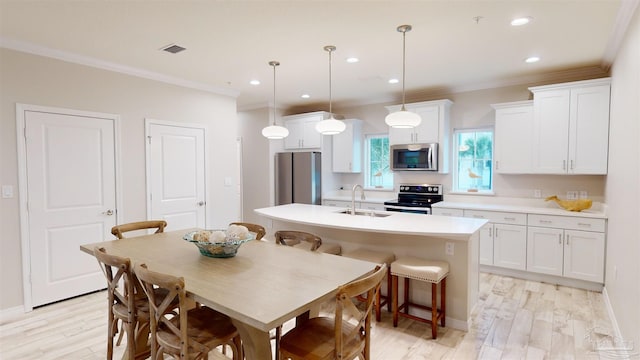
xmin=567 ymin=191 xmax=578 ymax=200
xmin=445 ymin=242 xmax=454 ymax=256
xmin=533 ymin=189 xmax=541 ymax=198
xmin=579 ymin=191 xmax=588 ymax=199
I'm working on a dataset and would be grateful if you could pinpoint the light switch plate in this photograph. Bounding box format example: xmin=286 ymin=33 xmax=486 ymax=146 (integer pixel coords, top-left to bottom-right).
xmin=2 ymin=185 xmax=13 ymax=199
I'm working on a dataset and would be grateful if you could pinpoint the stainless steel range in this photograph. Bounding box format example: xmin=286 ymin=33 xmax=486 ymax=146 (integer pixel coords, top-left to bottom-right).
xmin=384 ymin=184 xmax=443 ymax=214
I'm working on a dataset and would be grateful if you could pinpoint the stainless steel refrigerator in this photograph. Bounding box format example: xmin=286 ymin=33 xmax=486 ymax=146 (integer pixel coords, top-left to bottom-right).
xmin=275 ymin=151 xmax=322 ymax=205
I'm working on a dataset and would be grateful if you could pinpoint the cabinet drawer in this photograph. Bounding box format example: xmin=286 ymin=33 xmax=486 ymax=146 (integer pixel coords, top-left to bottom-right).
xmin=464 ymin=210 xmax=527 ymax=225
xmin=528 ymin=214 xmax=605 ymax=232
xmin=432 ymin=208 xmax=464 ymax=217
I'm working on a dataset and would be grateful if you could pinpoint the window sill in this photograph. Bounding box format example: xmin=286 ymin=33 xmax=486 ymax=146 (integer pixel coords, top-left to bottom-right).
xmin=449 ymin=190 xmax=495 ymax=196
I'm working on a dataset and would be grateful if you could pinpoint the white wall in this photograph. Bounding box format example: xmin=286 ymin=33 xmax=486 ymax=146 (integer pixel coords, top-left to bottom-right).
xmin=0 ymin=48 xmax=240 ymax=310
xmin=604 ymin=5 xmax=640 ymax=348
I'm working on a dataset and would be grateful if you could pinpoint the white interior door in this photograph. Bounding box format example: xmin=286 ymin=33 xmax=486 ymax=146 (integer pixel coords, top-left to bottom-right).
xmin=147 ymin=121 xmax=206 ymax=230
xmin=22 ymin=107 xmax=118 ymax=308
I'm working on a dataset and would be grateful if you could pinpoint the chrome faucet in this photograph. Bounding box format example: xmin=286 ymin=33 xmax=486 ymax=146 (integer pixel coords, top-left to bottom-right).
xmin=351 ymin=184 xmax=366 ymax=215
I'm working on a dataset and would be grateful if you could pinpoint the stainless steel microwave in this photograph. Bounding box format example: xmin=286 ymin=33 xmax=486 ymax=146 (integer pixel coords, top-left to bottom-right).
xmin=391 ymin=143 xmax=438 ymax=171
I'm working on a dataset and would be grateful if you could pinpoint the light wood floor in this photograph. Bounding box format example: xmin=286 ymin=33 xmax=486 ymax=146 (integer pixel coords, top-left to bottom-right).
xmin=0 ymin=273 xmax=616 ymax=359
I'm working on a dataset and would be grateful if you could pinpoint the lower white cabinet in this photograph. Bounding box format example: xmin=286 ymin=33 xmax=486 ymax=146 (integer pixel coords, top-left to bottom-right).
xmin=527 ymin=216 xmax=606 ymax=283
xmin=491 ymin=224 xmax=527 ymax=270
xmin=464 ymin=210 xmax=527 ymax=268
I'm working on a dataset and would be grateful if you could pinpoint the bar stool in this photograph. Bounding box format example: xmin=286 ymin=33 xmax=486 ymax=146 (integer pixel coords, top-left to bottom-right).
xmin=391 ymin=256 xmax=449 ymax=339
xmin=342 ymin=248 xmax=395 ymax=322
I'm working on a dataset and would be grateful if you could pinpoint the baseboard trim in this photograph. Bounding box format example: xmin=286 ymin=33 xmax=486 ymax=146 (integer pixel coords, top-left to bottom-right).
xmin=0 ymin=305 xmax=26 ymax=322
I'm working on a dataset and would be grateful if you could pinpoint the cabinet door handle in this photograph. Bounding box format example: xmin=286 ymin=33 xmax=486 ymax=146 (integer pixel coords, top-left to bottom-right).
xmin=473 ymin=215 xmax=485 ymax=218
xmin=562 ymin=160 xmax=567 ymax=170
xmin=489 ymin=227 xmax=493 ymax=237
xmin=495 ymin=228 xmax=498 ymax=237
xmin=577 ymin=222 xmax=591 ymax=227
xmin=559 ymin=234 xmax=562 ymax=244
xmin=540 ymin=220 xmax=552 ymax=224
xmin=570 ymin=160 xmax=574 ymax=169
xmin=504 ymin=217 xmax=516 ymax=221
xmin=566 ymin=234 xmax=570 ymax=245
xmin=495 ymin=161 xmax=499 ymax=170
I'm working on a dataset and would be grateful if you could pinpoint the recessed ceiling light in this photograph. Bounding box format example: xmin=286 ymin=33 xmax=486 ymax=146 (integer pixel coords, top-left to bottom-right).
xmin=249 ymin=80 xmax=260 ymax=85
xmin=388 ymin=78 xmax=399 ymax=84
xmin=525 ymin=56 xmax=540 ymax=63
xmin=346 ymin=57 xmax=359 ymax=63
xmin=511 ymin=17 xmax=532 ymax=26
xmin=301 ymin=94 xmax=310 ymax=99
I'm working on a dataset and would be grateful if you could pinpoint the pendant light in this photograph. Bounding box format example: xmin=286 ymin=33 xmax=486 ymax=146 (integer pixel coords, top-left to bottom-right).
xmin=315 ymin=45 xmax=346 ymax=135
xmin=385 ymin=25 xmax=422 ymax=128
xmin=262 ymin=61 xmax=289 ymax=139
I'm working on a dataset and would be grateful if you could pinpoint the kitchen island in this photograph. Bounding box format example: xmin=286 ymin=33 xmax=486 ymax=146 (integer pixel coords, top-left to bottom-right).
xmin=255 ymin=203 xmax=487 ymax=331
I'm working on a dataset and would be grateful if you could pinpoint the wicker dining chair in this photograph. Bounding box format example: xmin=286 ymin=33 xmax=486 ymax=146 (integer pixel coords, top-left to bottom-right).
xmin=111 ymin=220 xmax=167 ymax=239
xmin=94 ymin=247 xmax=154 ymax=360
xmin=229 ymin=222 xmax=266 ymax=240
xmin=279 ymin=264 xmax=387 ymax=360
xmin=133 ymin=263 xmax=243 ymax=360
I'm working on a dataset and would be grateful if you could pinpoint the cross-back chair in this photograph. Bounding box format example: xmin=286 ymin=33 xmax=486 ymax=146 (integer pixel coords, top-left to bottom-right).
xmin=229 ymin=222 xmax=266 ymax=240
xmin=275 ymin=230 xmax=322 ymax=251
xmin=94 ymin=247 xmax=151 ymax=360
xmin=278 ymin=264 xmax=387 ymax=360
xmin=111 ymin=220 xmax=167 ymax=239
xmin=133 ymin=263 xmax=243 ymax=360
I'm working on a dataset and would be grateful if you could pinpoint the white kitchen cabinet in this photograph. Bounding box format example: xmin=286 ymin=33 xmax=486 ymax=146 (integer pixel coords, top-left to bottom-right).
xmin=492 ymin=101 xmax=534 ymax=174
xmin=283 ymin=111 xmax=329 ymax=149
xmin=464 ymin=210 xmax=527 ymax=268
xmin=385 ymin=99 xmax=453 ymax=173
xmin=529 ymin=78 xmax=611 ymax=174
xmin=527 ymin=214 xmax=605 ymax=283
xmin=332 ymin=119 xmax=362 ymax=173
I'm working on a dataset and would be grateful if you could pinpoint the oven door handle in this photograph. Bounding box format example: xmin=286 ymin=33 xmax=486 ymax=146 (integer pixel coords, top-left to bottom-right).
xmin=384 ymin=204 xmax=431 ymax=213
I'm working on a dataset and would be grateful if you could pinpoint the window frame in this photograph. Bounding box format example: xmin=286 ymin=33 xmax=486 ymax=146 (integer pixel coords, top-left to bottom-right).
xmin=452 ymin=127 xmax=495 ymax=194
xmin=364 ymin=133 xmax=394 ymax=190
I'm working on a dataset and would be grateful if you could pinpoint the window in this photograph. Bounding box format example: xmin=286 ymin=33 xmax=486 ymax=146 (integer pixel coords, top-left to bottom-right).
xmin=365 ymin=134 xmax=393 ymax=189
xmin=454 ymin=128 xmax=494 ymax=193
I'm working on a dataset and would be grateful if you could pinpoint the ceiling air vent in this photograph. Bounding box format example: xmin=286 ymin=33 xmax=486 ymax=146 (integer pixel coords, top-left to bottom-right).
xmin=161 ymin=44 xmax=186 ymax=54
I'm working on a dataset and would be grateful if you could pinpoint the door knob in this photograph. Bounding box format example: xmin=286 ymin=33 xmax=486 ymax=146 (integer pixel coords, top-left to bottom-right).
xmin=197 ymin=201 xmax=205 ymax=206
xmin=102 ymin=209 xmax=114 ymax=216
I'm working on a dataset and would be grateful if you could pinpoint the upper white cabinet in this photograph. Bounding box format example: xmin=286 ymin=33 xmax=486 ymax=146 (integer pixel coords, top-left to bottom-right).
xmin=385 ymin=99 xmax=453 ymax=173
xmin=332 ymin=119 xmax=362 ymax=173
xmin=529 ymin=78 xmax=611 ymax=174
xmin=492 ymin=101 xmax=534 ymax=174
xmin=282 ymin=111 xmax=329 ymax=149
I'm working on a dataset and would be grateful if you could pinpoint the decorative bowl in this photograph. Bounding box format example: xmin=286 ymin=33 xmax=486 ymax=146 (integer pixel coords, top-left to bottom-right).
xmin=183 ymin=230 xmax=255 ymax=258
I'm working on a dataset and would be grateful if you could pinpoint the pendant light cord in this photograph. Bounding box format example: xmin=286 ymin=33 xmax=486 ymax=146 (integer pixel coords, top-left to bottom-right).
xmin=401 ymin=28 xmax=406 ymax=110
xmin=327 ymin=46 xmax=333 ymax=114
xmin=269 ymin=61 xmax=280 ymax=126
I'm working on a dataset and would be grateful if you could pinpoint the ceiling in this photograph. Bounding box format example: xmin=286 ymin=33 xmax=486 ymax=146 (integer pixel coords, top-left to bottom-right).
xmin=0 ymin=1 xmax=629 ymax=112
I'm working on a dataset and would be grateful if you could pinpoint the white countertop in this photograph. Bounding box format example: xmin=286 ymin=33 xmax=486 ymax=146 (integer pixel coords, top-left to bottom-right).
xmin=432 ymin=201 xmax=607 ymax=219
xmin=255 ymin=203 xmax=487 ymax=240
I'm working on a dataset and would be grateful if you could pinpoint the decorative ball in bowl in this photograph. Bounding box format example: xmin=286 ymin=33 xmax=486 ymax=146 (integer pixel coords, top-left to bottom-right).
xmin=183 ymin=225 xmax=255 ymax=258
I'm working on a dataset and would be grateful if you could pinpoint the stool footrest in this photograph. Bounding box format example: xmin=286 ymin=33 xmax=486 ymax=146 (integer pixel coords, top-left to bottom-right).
xmin=397 ymin=301 xmax=444 ymax=324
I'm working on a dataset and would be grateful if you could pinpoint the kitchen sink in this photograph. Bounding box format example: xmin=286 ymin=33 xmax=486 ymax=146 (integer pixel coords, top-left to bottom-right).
xmin=337 ymin=210 xmax=391 ymax=217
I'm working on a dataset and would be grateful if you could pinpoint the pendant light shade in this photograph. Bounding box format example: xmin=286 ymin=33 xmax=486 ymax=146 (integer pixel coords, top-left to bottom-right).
xmin=316 ymin=45 xmax=346 ymax=135
xmin=262 ymin=61 xmax=289 ymax=139
xmin=385 ymin=25 xmax=422 ymax=128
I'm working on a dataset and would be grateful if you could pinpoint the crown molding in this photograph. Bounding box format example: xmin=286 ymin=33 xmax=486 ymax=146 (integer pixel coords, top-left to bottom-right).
xmin=0 ymin=37 xmax=240 ymax=98
xmin=601 ymin=0 xmax=640 ymax=70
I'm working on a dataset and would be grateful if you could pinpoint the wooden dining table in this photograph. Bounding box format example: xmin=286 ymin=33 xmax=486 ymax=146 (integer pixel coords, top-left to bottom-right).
xmin=80 ymin=229 xmax=378 ymax=360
